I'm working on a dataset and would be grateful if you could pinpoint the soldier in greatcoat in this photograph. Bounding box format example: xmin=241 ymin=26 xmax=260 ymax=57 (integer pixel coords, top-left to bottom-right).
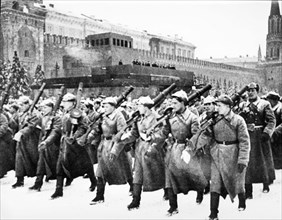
xmin=51 ymin=93 xmax=97 ymax=199
xmin=119 ymin=96 xmax=166 ymax=210
xmin=89 ymin=97 xmax=133 ymax=205
xmin=29 ymin=99 xmax=62 ymax=191
xmin=239 ymin=82 xmax=276 ymax=198
xmin=12 ymin=96 xmax=42 ymax=188
xmin=204 ymin=95 xmax=250 ymax=220
xmin=156 ymin=90 xmax=208 ymax=216
xmin=0 ymin=110 xmax=14 ymax=178
xmin=266 ymin=91 xmax=282 ymax=169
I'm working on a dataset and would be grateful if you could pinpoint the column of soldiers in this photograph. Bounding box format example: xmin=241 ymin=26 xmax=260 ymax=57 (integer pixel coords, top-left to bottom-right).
xmin=0 ymin=81 xmax=281 ymax=220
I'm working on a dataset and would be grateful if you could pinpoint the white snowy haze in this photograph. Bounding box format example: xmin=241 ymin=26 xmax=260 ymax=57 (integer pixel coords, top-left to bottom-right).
xmin=0 ymin=167 xmax=281 ymax=219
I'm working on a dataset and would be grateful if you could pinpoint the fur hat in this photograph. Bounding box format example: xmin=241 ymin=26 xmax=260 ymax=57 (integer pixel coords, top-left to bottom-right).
xmin=266 ymin=91 xmax=280 ymax=101
xmin=172 ymin=90 xmax=188 ymax=103
xmin=103 ymin=97 xmax=117 ymax=106
xmin=216 ymin=95 xmax=233 ymax=107
xmin=62 ymin=93 xmax=76 ymax=102
xmin=203 ymin=96 xmax=215 ymax=105
xmin=138 ymin=96 xmax=154 ymax=107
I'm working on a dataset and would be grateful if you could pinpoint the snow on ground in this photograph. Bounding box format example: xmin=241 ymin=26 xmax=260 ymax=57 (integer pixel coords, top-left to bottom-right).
xmin=0 ymin=168 xmax=281 ymax=220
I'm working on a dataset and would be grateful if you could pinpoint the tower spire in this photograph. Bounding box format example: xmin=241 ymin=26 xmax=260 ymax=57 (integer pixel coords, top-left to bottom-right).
xmin=258 ymin=45 xmax=262 ymax=62
xmin=270 ymin=0 xmax=281 ymax=16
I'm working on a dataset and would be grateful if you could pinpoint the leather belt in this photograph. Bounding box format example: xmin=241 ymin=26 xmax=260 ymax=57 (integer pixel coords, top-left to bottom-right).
xmin=215 ymin=140 xmax=238 ymax=145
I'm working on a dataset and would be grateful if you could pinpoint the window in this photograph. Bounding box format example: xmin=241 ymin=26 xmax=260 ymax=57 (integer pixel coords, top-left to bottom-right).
xmin=129 ymin=41 xmax=132 ymax=48
xmin=125 ymin=41 xmax=128 ymax=47
xmin=277 ymin=48 xmax=280 ymax=57
xmin=100 ymin=39 xmax=104 ymax=46
xmin=105 ymin=38 xmax=109 ymax=45
xmin=35 ymin=20 xmax=37 ymax=27
xmin=24 ymin=50 xmax=29 ymax=57
xmin=161 ymin=46 xmax=164 ymax=53
xmin=121 ymin=40 xmax=124 ymax=47
xmin=53 ymin=35 xmax=56 ymax=43
xmin=113 ymin=38 xmax=116 ymax=45
xmin=58 ymin=36 xmax=62 ymax=44
xmin=91 ymin=40 xmax=94 ymax=47
xmin=270 ymin=48 xmax=273 ymax=57
xmin=95 ymin=39 xmax=99 ymax=46
xmin=117 ymin=39 xmax=120 ymax=46
xmin=183 ymin=50 xmax=186 ymax=57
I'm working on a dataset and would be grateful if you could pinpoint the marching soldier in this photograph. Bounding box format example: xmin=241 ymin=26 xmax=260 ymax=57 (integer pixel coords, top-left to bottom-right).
xmin=203 ymin=95 xmax=250 ymax=220
xmin=29 ymin=99 xmax=62 ymax=191
xmin=266 ymin=91 xmax=282 ymax=169
xmin=156 ymin=90 xmax=208 ymax=216
xmin=12 ymin=96 xmax=42 ymax=188
xmin=51 ymin=93 xmax=97 ymax=199
xmin=90 ymin=97 xmax=133 ymax=205
xmin=0 ymin=108 xmax=14 ymax=178
xmin=119 ymin=96 xmax=166 ymax=210
xmin=239 ymin=82 xmax=276 ymax=198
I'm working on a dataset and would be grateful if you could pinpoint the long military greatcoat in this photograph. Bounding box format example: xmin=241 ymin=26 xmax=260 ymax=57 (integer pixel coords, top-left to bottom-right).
xmin=159 ymin=107 xmax=208 ymax=195
xmin=209 ymin=111 xmax=250 ymax=202
xmin=122 ymin=110 xmax=166 ymax=191
xmin=271 ymin=102 xmax=282 ymax=169
xmin=96 ymin=109 xmax=132 ymax=185
xmin=36 ymin=113 xmax=62 ymax=180
xmin=14 ymin=110 xmax=42 ymax=177
xmin=0 ymin=113 xmax=15 ymax=178
xmin=240 ymin=97 xmax=276 ymax=184
xmin=56 ymin=107 xmax=92 ymax=179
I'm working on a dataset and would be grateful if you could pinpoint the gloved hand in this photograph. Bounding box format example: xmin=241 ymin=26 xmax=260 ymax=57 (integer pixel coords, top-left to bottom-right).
xmin=261 ymin=132 xmax=270 ymax=142
xmin=237 ymin=163 xmax=246 ymax=173
xmin=38 ymin=141 xmax=47 ymax=151
xmin=109 ymin=153 xmax=116 ymax=163
xmin=13 ymin=131 xmax=23 ymax=142
xmin=180 ymin=150 xmax=191 ymax=164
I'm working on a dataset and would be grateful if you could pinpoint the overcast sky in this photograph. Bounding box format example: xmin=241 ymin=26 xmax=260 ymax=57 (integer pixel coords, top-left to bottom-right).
xmin=43 ymin=0 xmax=275 ymax=59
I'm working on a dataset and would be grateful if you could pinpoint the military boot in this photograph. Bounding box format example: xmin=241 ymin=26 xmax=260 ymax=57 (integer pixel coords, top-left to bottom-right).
xmin=90 ymin=178 xmax=105 ymax=205
xmin=163 ymin=188 xmax=169 ymax=200
xmin=12 ymin=177 xmax=24 ymax=188
xmin=263 ymin=183 xmax=270 ymax=193
xmin=65 ymin=177 xmax=73 ymax=187
xmin=88 ymin=169 xmax=97 ymax=192
xmin=128 ymin=178 xmax=133 ymax=196
xmin=238 ymin=193 xmax=246 ymax=211
xmin=166 ymin=188 xmax=178 ymax=216
xmin=245 ymin=184 xmax=253 ymax=199
xmin=196 ymin=189 xmax=204 ymax=204
xmin=29 ymin=175 xmax=43 ymax=191
xmin=208 ymin=192 xmax=219 ymax=220
xmin=127 ymin=184 xmax=142 ymax=210
xmin=51 ymin=176 xmax=64 ymax=199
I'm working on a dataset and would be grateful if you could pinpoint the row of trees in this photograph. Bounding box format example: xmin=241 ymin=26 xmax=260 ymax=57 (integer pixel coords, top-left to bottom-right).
xmin=0 ymin=52 xmax=45 ymax=100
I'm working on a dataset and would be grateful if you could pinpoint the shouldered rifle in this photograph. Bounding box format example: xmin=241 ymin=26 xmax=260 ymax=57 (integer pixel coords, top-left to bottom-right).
xmin=186 ymin=84 xmax=212 ymax=106
xmin=115 ymin=83 xmax=177 ymax=142
xmin=28 ymin=82 xmax=46 ymax=115
xmin=143 ymin=84 xmax=213 ymax=139
xmin=192 ymin=85 xmax=249 ymax=153
xmin=0 ymin=81 xmax=12 ymax=113
xmin=78 ymin=86 xmax=134 ymax=145
xmin=51 ymin=85 xmax=66 ymax=116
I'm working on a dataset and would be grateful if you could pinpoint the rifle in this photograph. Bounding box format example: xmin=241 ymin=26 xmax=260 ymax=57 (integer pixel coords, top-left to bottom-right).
xmin=51 ymin=85 xmax=66 ymax=116
xmin=143 ymin=84 xmax=213 ymax=139
xmin=28 ymin=82 xmax=46 ymax=115
xmin=0 ymin=81 xmax=12 ymax=113
xmin=192 ymin=85 xmax=249 ymax=153
xmin=114 ymin=83 xmax=177 ymax=142
xmin=77 ymin=85 xmax=134 ymax=146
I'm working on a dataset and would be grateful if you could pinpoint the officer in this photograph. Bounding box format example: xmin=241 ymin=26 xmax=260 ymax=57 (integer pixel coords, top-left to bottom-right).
xmin=239 ymin=82 xmax=276 ymax=198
